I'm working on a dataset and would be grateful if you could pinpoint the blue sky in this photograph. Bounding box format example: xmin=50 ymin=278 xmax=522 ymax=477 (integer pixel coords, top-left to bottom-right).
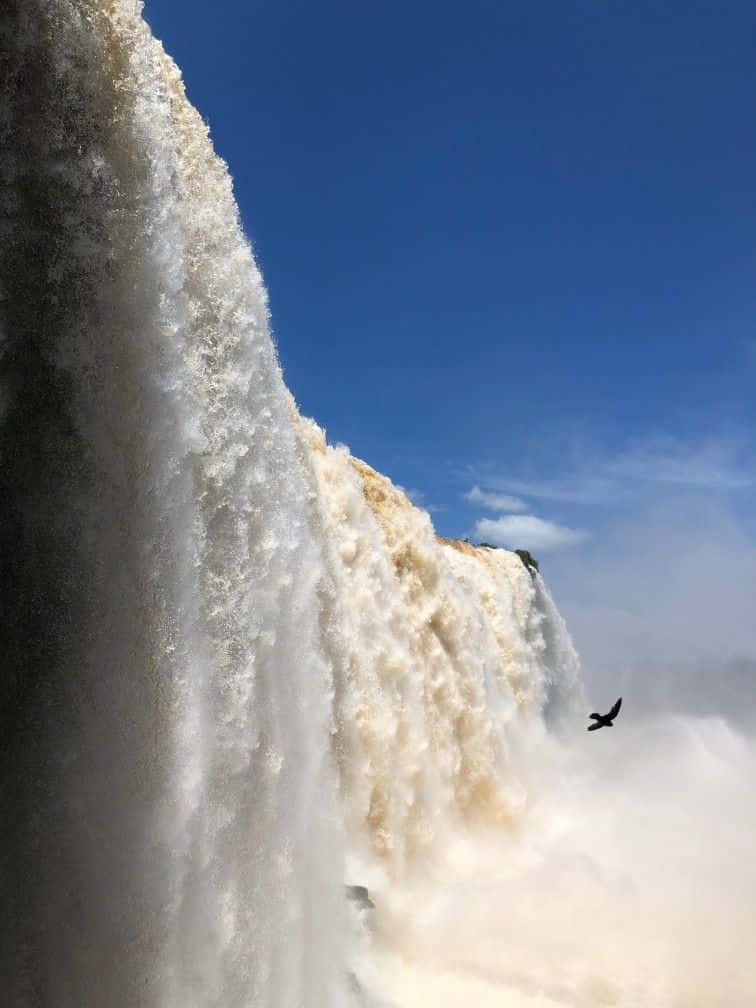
xmin=143 ymin=0 xmax=756 ymax=680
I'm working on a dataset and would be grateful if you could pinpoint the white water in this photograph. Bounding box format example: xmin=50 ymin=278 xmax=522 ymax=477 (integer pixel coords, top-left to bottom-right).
xmin=1 ymin=3 xmax=754 ymax=1006
xmin=1 ymin=4 xmax=344 ymax=1004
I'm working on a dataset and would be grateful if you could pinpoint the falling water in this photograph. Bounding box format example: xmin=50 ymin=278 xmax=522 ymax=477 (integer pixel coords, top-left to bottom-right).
xmin=1 ymin=3 xmax=345 ymax=1004
xmin=2 ymin=4 xmax=755 ymax=1007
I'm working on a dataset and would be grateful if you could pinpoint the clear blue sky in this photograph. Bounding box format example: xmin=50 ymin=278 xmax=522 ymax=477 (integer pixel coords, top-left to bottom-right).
xmin=143 ymin=0 xmax=756 ymax=674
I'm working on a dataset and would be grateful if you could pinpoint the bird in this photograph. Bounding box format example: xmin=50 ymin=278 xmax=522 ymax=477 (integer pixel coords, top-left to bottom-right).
xmin=587 ymin=697 xmax=622 ymax=731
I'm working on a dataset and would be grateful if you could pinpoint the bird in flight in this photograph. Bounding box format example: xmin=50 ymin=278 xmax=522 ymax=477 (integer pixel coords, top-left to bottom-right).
xmin=587 ymin=697 xmax=622 ymax=731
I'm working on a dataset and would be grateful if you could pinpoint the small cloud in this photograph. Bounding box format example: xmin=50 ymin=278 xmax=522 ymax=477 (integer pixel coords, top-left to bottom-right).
xmin=471 ymin=431 xmax=755 ymax=506
xmin=464 ymin=485 xmax=526 ymax=512
xmin=473 ymin=514 xmax=588 ymax=553
xmin=488 ymin=476 xmax=611 ymax=506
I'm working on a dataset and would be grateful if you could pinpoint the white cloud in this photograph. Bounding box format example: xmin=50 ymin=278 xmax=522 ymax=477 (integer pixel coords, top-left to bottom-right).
xmin=478 ymin=432 xmax=755 ymax=506
xmin=464 ymin=485 xmax=526 ymax=512
xmin=489 ymin=475 xmax=615 ymax=506
xmin=473 ymin=514 xmax=588 ymax=552
xmin=607 ymin=436 xmax=754 ymax=490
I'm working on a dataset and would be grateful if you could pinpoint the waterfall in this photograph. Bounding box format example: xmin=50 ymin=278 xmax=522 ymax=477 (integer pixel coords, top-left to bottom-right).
xmin=1 ymin=3 xmax=346 ymax=1004
xmin=300 ymin=422 xmax=583 ymax=874
xmin=5 ymin=4 xmax=753 ymax=1007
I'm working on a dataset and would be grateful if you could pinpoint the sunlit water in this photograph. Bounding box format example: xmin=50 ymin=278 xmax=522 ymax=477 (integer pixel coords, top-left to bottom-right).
xmin=1 ymin=3 xmax=753 ymax=1006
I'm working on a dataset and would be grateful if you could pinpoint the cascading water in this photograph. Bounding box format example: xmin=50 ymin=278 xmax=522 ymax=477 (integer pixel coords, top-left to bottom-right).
xmin=3 ymin=4 xmax=755 ymax=1007
xmin=300 ymin=422 xmax=584 ymax=873
xmin=1 ymin=3 xmax=346 ymax=1004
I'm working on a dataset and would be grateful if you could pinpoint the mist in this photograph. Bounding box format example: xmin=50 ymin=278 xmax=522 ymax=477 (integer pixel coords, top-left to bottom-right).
xmin=546 ymin=493 xmax=756 ymax=729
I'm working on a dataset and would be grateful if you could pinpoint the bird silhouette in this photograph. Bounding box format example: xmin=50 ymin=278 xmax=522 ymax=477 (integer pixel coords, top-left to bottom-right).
xmin=587 ymin=697 xmax=622 ymax=731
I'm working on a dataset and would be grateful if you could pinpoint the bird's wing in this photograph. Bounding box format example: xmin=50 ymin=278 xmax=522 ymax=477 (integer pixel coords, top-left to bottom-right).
xmin=607 ymin=697 xmax=622 ymax=720
xmin=587 ymin=722 xmax=602 ymax=731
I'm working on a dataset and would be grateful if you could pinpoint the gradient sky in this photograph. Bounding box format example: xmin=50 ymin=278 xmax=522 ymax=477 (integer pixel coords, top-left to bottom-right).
xmin=142 ymin=0 xmax=756 ymax=685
